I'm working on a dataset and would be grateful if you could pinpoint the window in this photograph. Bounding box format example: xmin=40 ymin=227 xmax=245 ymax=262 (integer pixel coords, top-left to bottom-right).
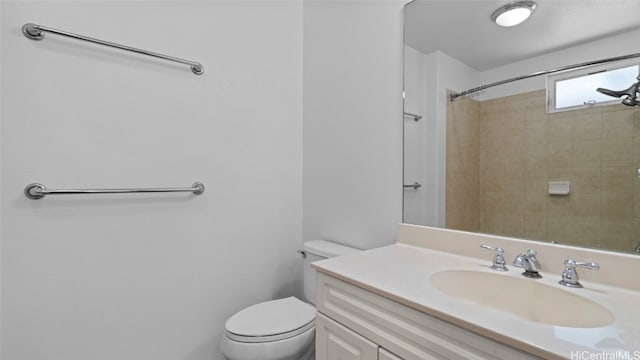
xmin=547 ymin=62 xmax=639 ymax=113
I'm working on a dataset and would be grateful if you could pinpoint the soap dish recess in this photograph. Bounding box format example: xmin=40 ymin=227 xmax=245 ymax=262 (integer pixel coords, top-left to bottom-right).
xmin=549 ymin=181 xmax=570 ymax=195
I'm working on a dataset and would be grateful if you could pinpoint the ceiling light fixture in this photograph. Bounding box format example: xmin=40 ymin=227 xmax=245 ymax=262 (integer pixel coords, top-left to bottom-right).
xmin=491 ymin=1 xmax=537 ymax=27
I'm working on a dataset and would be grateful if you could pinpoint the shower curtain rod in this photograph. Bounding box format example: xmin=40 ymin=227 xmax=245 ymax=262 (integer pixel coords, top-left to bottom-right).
xmin=450 ymin=52 xmax=640 ymax=101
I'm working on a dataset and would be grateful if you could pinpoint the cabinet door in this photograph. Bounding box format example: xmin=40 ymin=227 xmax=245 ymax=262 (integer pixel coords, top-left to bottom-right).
xmin=316 ymin=313 xmax=378 ymax=360
xmin=379 ymin=348 xmax=403 ymax=360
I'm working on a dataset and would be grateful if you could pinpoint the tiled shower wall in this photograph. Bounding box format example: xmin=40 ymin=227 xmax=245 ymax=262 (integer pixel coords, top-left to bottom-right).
xmin=446 ymin=94 xmax=480 ymax=232
xmin=447 ymin=89 xmax=640 ymax=252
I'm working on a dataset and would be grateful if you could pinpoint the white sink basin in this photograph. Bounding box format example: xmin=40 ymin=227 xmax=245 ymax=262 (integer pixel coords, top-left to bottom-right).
xmin=430 ymin=270 xmax=614 ymax=328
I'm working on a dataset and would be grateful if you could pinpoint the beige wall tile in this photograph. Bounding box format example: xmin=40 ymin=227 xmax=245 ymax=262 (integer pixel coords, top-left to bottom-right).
xmin=524 ymin=190 xmax=547 ymax=215
xmin=633 ymin=220 xmax=640 ymax=244
xmin=479 ymin=102 xmax=488 ymax=117
xmin=451 ymin=91 xmax=635 ymax=253
xmin=504 ymin=165 xmax=525 ymax=193
xmin=525 ymin=144 xmax=548 ymax=172
xmin=504 ymin=119 xmax=525 ymax=149
xmin=446 ymin=96 xmax=480 ymax=232
xmin=548 ymin=110 xmax=573 ymax=122
xmin=601 ymin=139 xmax=633 ymax=167
xmin=571 ymin=194 xmax=600 ymax=218
xmin=602 ymin=109 xmax=634 ymax=138
xmin=636 ymin=180 xmax=640 ymax=220
xmin=524 ymin=91 xmax=546 ymax=111
xmin=504 ymin=145 xmax=525 ymax=172
xmin=525 ymin=172 xmax=548 ymax=193
xmin=503 ymin=214 xmax=525 ymax=238
xmin=548 ymin=215 xmax=577 ymax=244
xmin=479 ymin=213 xmax=503 ymax=234
xmin=485 ymin=99 xmax=505 ymax=115
xmin=570 ymin=217 xmax=601 ymax=248
xmin=548 ymin=142 xmax=574 ymax=168
xmin=548 ymin=168 xmax=571 ymax=181
xmin=504 ymin=190 xmax=525 ymax=216
xmin=525 ymin=118 xmax=548 ymax=144
xmin=548 ymin=116 xmax=573 ymax=142
xmin=480 ymin=191 xmax=504 ymax=214
xmin=601 ymin=194 xmax=633 ymax=223
xmin=601 ymin=103 xmax=630 ymax=113
xmin=524 ymin=215 xmax=547 ymax=241
xmin=600 ymin=222 xmax=633 ymax=253
xmin=572 ymin=168 xmax=601 ymax=193
xmin=482 ymin=115 xmax=505 ymax=139
xmin=574 ymin=141 xmax=601 ymax=168
xmin=633 ymin=136 xmax=640 ymax=166
xmin=573 ymin=112 xmax=602 ymax=141
xmin=548 ymin=195 xmax=572 ymax=217
xmin=503 ymin=109 xmax=525 ymax=122
xmin=601 ymin=166 xmax=633 ymax=196
xmin=484 ymin=141 xmax=505 ymax=169
xmin=483 ymin=167 xmax=506 ymax=192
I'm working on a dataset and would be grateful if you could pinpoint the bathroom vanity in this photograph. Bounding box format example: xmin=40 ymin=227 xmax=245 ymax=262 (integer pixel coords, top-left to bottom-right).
xmin=313 ymin=224 xmax=640 ymax=360
xmin=314 ymin=272 xmax=539 ymax=360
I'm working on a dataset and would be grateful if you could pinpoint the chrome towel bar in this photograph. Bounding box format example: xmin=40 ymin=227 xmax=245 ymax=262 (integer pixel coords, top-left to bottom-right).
xmin=24 ymin=182 xmax=205 ymax=200
xmin=403 ymin=112 xmax=422 ymax=121
xmin=403 ymin=182 xmax=422 ymax=190
xmin=22 ymin=23 xmax=204 ymax=75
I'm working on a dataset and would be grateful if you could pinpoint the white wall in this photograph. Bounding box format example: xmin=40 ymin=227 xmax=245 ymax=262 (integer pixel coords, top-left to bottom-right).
xmin=1 ymin=2 xmax=302 ymax=360
xmin=403 ymin=46 xmax=428 ymax=225
xmin=0 ymin=3 xmax=3 ymax=356
xmin=403 ymin=48 xmax=478 ymax=227
xmin=303 ymin=0 xmax=405 ymax=250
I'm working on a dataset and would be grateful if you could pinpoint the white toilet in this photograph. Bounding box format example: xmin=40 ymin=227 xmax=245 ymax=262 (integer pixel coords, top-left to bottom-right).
xmin=220 ymin=240 xmax=360 ymax=360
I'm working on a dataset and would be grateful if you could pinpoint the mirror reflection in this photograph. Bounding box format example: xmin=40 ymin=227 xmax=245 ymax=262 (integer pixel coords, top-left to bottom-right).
xmin=403 ymin=0 xmax=640 ymax=254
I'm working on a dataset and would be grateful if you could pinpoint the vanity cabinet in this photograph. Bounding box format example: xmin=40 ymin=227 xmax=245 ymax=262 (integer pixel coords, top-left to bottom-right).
xmin=315 ymin=272 xmax=541 ymax=360
xmin=316 ymin=313 xmax=404 ymax=360
xmin=316 ymin=313 xmax=379 ymax=359
xmin=379 ymin=348 xmax=403 ymax=360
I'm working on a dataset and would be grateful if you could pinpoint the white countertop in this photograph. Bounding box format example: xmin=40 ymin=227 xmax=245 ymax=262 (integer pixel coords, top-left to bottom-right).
xmin=313 ymin=243 xmax=640 ymax=359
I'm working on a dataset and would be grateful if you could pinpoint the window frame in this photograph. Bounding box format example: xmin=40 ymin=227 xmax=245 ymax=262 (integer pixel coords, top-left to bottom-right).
xmin=546 ymin=59 xmax=640 ymax=114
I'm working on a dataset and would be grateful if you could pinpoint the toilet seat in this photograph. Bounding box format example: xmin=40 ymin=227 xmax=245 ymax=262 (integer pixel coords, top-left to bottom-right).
xmin=224 ymin=297 xmax=316 ymax=343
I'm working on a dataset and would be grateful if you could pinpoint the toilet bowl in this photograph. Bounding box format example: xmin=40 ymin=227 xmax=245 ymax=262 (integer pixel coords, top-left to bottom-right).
xmin=220 ymin=240 xmax=360 ymax=360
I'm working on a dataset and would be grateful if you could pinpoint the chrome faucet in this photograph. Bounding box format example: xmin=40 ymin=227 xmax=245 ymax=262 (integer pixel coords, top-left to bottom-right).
xmin=559 ymin=259 xmax=599 ymax=288
xmin=512 ymin=249 xmax=542 ymax=278
xmin=480 ymin=244 xmax=508 ymax=271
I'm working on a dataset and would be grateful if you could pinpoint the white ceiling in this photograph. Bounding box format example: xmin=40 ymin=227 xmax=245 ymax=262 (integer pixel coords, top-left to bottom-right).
xmin=404 ymin=0 xmax=640 ymax=71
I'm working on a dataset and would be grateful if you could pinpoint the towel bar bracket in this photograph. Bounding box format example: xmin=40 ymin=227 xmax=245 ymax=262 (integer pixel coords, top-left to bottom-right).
xmin=22 ymin=23 xmax=44 ymax=41
xmin=24 ymin=183 xmax=46 ymax=200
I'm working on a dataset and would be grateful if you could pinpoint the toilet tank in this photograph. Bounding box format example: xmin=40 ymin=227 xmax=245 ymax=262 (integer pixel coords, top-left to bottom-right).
xmin=302 ymin=240 xmax=360 ymax=305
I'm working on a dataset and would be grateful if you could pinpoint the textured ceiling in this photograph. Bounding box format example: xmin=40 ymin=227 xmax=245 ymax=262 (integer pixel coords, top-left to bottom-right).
xmin=404 ymin=0 xmax=640 ymax=71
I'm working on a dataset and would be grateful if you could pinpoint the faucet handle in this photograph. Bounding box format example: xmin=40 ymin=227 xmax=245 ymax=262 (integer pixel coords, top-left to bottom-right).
xmin=480 ymin=244 xmax=508 ymax=271
xmin=572 ymin=260 xmax=599 ymax=270
xmin=559 ymin=259 xmax=599 ymax=288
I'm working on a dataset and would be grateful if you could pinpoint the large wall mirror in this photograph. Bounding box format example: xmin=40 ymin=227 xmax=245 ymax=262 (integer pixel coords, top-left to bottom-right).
xmin=403 ymin=0 xmax=640 ymax=254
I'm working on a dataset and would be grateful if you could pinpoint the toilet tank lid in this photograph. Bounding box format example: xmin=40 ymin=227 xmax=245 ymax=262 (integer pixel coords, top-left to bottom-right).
xmin=303 ymin=240 xmax=361 ymax=258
